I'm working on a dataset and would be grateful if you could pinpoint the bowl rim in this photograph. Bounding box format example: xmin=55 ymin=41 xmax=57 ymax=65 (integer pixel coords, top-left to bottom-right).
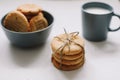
xmin=1 ymin=10 xmax=54 ymax=34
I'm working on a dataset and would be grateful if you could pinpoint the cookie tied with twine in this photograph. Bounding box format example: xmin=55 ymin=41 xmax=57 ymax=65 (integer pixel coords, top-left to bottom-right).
xmin=51 ymin=29 xmax=85 ymax=71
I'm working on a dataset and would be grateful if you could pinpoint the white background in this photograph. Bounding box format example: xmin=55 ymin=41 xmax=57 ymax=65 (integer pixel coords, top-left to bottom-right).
xmin=0 ymin=0 xmax=120 ymax=80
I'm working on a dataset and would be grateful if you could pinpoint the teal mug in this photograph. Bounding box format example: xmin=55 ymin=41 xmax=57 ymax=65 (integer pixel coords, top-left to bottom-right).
xmin=82 ymin=2 xmax=120 ymax=41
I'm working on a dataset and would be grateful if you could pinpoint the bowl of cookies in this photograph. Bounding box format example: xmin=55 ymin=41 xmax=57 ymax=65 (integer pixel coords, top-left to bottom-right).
xmin=1 ymin=4 xmax=54 ymax=47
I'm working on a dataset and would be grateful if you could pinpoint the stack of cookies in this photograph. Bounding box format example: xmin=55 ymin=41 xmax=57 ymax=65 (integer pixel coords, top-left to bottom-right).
xmin=3 ymin=4 xmax=48 ymax=32
xmin=51 ymin=32 xmax=85 ymax=71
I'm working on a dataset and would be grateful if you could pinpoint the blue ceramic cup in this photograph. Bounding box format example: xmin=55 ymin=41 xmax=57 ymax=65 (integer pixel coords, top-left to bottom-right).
xmin=1 ymin=10 xmax=54 ymax=47
xmin=82 ymin=2 xmax=120 ymax=41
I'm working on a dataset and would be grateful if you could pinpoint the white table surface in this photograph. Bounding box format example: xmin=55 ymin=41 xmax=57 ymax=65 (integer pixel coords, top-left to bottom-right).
xmin=0 ymin=0 xmax=120 ymax=80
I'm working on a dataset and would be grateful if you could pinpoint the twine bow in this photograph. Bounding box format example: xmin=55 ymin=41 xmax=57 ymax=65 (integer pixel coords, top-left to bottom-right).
xmin=53 ymin=29 xmax=84 ymax=69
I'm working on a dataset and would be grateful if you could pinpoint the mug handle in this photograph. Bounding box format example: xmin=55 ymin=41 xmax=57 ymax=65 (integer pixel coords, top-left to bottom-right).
xmin=108 ymin=12 xmax=120 ymax=31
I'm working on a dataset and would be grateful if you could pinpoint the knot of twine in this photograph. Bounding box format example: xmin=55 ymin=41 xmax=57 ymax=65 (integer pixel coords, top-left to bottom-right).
xmin=53 ymin=29 xmax=84 ymax=69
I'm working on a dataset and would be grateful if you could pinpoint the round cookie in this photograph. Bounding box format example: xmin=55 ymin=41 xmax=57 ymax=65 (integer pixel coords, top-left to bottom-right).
xmin=17 ymin=4 xmax=41 ymax=16
xmin=54 ymin=52 xmax=83 ymax=60
xmin=52 ymin=54 xmax=84 ymax=65
xmin=52 ymin=57 xmax=84 ymax=71
xmin=51 ymin=33 xmax=84 ymax=55
xmin=3 ymin=11 xmax=30 ymax=32
xmin=29 ymin=13 xmax=48 ymax=31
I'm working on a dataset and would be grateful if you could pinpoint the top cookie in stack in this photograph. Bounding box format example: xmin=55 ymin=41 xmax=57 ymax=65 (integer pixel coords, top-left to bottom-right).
xmin=3 ymin=4 xmax=48 ymax=32
xmin=51 ymin=31 xmax=85 ymax=71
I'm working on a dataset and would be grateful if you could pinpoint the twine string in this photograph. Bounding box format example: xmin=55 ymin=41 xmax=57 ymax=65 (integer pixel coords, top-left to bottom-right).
xmin=53 ymin=29 xmax=84 ymax=69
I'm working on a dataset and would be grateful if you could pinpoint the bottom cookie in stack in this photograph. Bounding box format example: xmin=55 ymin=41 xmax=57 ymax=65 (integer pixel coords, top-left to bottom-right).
xmin=51 ymin=32 xmax=85 ymax=71
xmin=52 ymin=53 xmax=84 ymax=71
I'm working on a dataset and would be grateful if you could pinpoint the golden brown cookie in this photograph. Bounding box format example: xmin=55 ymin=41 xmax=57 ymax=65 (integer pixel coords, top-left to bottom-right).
xmin=51 ymin=32 xmax=85 ymax=71
xmin=17 ymin=4 xmax=41 ymax=16
xmin=29 ymin=13 xmax=48 ymax=31
xmin=3 ymin=11 xmax=30 ymax=32
xmin=51 ymin=33 xmax=84 ymax=55
xmin=26 ymin=12 xmax=44 ymax=21
xmin=52 ymin=54 xmax=84 ymax=65
xmin=54 ymin=51 xmax=83 ymax=60
xmin=52 ymin=57 xmax=84 ymax=71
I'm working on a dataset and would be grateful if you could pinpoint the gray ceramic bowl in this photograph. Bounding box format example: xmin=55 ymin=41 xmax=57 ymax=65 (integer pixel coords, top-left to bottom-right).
xmin=1 ymin=11 xmax=54 ymax=48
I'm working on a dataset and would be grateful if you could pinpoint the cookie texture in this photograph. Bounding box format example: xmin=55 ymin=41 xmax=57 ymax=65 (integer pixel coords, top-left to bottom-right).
xmin=3 ymin=4 xmax=48 ymax=32
xmin=53 ymin=51 xmax=83 ymax=60
xmin=51 ymin=32 xmax=85 ymax=71
xmin=52 ymin=57 xmax=84 ymax=71
xmin=51 ymin=33 xmax=84 ymax=55
xmin=3 ymin=11 xmax=30 ymax=32
xmin=29 ymin=13 xmax=48 ymax=31
xmin=52 ymin=53 xmax=84 ymax=65
xmin=25 ymin=12 xmax=43 ymax=21
xmin=17 ymin=4 xmax=41 ymax=15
